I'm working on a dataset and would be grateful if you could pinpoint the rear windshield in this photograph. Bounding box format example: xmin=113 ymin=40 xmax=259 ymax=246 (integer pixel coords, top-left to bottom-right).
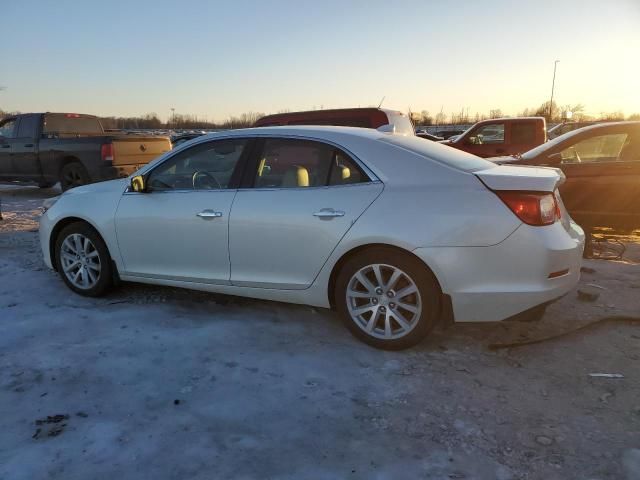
xmin=43 ymin=115 xmax=103 ymax=135
xmin=379 ymin=135 xmax=494 ymax=172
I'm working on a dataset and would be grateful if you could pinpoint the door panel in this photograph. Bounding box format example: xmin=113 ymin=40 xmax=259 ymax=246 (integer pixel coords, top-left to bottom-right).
xmin=229 ymin=183 xmax=383 ymax=289
xmin=115 ymin=190 xmax=236 ymax=282
xmin=560 ymin=162 xmax=640 ymax=229
xmin=557 ymin=130 xmax=640 ymax=230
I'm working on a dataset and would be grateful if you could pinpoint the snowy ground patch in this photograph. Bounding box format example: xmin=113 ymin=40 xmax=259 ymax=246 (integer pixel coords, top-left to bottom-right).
xmin=1 ymin=184 xmax=639 ymax=479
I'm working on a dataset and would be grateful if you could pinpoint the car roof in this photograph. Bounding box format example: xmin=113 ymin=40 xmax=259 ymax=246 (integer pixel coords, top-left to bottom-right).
xmin=200 ymin=125 xmax=390 ymax=140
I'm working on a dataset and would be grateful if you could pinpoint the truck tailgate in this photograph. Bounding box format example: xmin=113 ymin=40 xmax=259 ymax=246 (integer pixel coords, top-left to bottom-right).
xmin=112 ymin=136 xmax=171 ymax=172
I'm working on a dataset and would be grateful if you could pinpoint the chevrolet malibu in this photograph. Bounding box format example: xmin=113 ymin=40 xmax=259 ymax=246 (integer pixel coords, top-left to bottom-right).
xmin=39 ymin=126 xmax=585 ymax=349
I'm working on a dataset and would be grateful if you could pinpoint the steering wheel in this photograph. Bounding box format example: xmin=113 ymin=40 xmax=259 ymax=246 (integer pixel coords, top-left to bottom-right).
xmin=192 ymin=171 xmax=222 ymax=189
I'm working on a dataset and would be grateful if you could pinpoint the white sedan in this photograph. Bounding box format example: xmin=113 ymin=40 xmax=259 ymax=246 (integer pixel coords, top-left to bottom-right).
xmin=39 ymin=126 xmax=585 ymax=349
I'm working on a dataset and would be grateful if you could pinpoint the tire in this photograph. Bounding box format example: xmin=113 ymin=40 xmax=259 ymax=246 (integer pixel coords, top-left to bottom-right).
xmin=335 ymin=247 xmax=441 ymax=350
xmin=60 ymin=162 xmax=90 ymax=191
xmin=54 ymin=222 xmax=113 ymax=297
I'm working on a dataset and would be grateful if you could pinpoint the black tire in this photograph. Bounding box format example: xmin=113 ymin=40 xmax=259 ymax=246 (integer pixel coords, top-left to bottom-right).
xmin=60 ymin=162 xmax=90 ymax=191
xmin=335 ymin=247 xmax=441 ymax=350
xmin=54 ymin=222 xmax=113 ymax=297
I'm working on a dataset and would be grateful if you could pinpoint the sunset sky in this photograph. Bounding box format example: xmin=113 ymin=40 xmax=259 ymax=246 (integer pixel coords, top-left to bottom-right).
xmin=2 ymin=0 xmax=639 ymax=121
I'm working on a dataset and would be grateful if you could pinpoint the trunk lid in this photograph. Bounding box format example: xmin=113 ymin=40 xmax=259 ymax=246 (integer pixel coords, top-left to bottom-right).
xmin=474 ymin=165 xmax=565 ymax=192
xmin=111 ymin=136 xmax=171 ymax=170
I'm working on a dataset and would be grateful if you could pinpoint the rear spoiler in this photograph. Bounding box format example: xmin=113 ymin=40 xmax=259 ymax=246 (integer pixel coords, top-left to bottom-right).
xmin=475 ymin=165 xmax=565 ymax=192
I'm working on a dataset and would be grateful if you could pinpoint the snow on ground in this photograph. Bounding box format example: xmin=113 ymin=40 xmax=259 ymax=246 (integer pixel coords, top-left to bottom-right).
xmin=0 ymin=184 xmax=639 ymax=480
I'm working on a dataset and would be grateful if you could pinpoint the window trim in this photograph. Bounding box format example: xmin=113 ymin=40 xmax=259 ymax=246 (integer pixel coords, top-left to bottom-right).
xmin=239 ymin=135 xmax=376 ymax=190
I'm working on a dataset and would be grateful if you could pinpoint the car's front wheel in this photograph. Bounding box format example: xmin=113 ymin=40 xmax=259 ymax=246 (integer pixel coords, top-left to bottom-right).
xmin=54 ymin=222 xmax=113 ymax=297
xmin=335 ymin=247 xmax=441 ymax=350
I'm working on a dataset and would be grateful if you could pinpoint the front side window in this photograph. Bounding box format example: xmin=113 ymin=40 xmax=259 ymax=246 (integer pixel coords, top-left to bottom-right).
xmin=560 ymin=133 xmax=628 ymax=163
xmin=0 ymin=118 xmax=17 ymax=139
xmin=147 ymin=138 xmax=247 ymax=191
xmin=469 ymin=123 xmax=504 ymax=144
xmin=253 ymin=138 xmax=368 ymax=188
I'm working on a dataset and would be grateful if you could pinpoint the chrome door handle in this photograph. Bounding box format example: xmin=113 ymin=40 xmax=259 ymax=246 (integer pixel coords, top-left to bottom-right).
xmin=313 ymin=208 xmax=345 ymax=219
xmin=196 ymin=210 xmax=223 ymax=219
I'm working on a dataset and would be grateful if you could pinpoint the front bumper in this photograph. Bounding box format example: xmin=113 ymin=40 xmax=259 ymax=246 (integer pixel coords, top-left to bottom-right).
xmin=414 ymin=220 xmax=585 ymax=322
xmin=39 ymin=210 xmax=55 ymax=270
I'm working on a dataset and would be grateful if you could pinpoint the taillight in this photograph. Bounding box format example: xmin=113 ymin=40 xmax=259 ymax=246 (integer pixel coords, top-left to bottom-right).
xmin=101 ymin=143 xmax=114 ymax=163
xmin=495 ymin=191 xmax=560 ymax=226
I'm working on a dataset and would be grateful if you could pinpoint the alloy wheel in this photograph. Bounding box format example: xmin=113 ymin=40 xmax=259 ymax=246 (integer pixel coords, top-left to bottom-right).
xmin=346 ymin=263 xmax=422 ymax=340
xmin=60 ymin=233 xmax=101 ymax=289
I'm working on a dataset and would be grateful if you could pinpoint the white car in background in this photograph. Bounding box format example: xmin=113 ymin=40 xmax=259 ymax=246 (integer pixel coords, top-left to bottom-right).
xmin=39 ymin=126 xmax=585 ymax=349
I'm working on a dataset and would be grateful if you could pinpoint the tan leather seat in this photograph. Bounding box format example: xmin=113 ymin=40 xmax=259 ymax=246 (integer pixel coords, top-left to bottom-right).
xmin=282 ymin=165 xmax=309 ymax=187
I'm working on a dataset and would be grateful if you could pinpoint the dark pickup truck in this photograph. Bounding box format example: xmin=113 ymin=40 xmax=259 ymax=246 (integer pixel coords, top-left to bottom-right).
xmin=0 ymin=113 xmax=171 ymax=190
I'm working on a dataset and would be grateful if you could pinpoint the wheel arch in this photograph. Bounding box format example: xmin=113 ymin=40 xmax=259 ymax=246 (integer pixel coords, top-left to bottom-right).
xmin=327 ymin=243 xmax=445 ymax=310
xmin=49 ymin=216 xmax=111 ymax=272
xmin=58 ymin=155 xmax=83 ymax=170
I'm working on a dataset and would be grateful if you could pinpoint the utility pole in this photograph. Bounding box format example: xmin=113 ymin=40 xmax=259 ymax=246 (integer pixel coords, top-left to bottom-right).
xmin=170 ymin=108 xmax=175 ymax=129
xmin=549 ymin=60 xmax=559 ymax=121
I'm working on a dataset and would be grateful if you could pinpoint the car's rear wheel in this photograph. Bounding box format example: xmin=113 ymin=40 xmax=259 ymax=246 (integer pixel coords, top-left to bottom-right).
xmin=60 ymin=162 xmax=90 ymax=191
xmin=335 ymin=247 xmax=441 ymax=350
xmin=54 ymin=222 xmax=113 ymax=297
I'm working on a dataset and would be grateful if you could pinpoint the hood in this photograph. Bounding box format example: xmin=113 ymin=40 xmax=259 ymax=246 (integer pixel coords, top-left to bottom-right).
xmin=474 ymin=164 xmax=565 ymax=192
xmin=64 ymin=178 xmax=128 ymax=196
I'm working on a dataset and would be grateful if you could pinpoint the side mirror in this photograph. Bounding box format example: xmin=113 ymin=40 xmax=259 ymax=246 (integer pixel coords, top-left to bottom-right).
xmin=131 ymin=175 xmax=146 ymax=192
xmin=546 ymin=153 xmax=563 ymax=166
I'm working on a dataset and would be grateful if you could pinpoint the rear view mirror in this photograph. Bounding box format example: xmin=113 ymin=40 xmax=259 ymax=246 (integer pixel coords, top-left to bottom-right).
xmin=131 ymin=175 xmax=146 ymax=192
xmin=546 ymin=153 xmax=563 ymax=166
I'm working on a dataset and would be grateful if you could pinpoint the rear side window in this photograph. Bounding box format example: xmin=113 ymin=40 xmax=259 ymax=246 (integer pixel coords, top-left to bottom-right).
xmin=43 ymin=115 xmax=103 ymax=135
xmin=16 ymin=116 xmax=39 ymax=138
xmin=511 ymin=123 xmax=536 ymax=143
xmin=0 ymin=118 xmax=17 ymax=138
xmin=253 ymin=138 xmax=369 ymax=188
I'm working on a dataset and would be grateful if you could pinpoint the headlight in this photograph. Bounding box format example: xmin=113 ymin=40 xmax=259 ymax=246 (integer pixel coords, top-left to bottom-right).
xmin=42 ymin=196 xmax=60 ymax=213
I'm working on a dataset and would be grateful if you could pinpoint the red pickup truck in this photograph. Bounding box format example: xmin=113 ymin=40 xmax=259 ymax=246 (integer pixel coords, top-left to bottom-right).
xmin=440 ymin=117 xmax=547 ymax=157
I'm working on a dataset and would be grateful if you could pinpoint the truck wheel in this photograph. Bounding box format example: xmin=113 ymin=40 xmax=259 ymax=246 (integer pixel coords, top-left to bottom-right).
xmin=60 ymin=162 xmax=90 ymax=191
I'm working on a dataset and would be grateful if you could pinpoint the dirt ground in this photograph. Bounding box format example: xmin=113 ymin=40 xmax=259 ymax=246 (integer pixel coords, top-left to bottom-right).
xmin=1 ymin=184 xmax=639 ymax=480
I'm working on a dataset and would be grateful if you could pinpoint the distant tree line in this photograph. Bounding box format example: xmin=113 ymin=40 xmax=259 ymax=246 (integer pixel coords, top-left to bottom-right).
xmin=2 ymin=106 xmax=639 ymax=129
xmin=412 ymin=102 xmax=640 ymax=126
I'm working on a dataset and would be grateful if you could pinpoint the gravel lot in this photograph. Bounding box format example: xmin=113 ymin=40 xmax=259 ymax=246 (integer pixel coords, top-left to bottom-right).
xmin=1 ymin=184 xmax=639 ymax=480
